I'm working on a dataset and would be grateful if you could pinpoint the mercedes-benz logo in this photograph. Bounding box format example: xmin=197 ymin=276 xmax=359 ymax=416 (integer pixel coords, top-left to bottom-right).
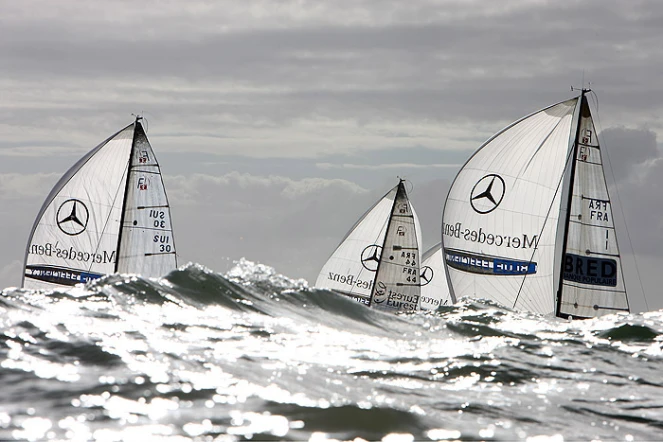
xmin=56 ymin=199 xmax=89 ymax=236
xmin=420 ymin=266 xmax=433 ymax=286
xmin=470 ymin=174 xmax=506 ymax=214
xmin=361 ymin=244 xmax=382 ymax=271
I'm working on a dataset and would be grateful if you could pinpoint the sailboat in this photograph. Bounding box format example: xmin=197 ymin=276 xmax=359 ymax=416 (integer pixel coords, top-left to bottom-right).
xmin=315 ymin=179 xmax=424 ymax=312
xmin=442 ymin=89 xmax=629 ymax=318
xmin=22 ymin=116 xmax=177 ymax=290
xmin=420 ymin=242 xmax=455 ymax=309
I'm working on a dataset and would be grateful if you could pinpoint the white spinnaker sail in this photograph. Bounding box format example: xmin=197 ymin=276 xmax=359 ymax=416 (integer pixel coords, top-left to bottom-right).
xmin=370 ymin=181 xmax=421 ymax=312
xmin=557 ymin=98 xmax=629 ymax=317
xmin=315 ymin=182 xmax=422 ymax=306
xmin=117 ymin=122 xmax=177 ymax=276
xmin=442 ymin=98 xmax=578 ymax=315
xmin=419 ymin=243 xmax=454 ymax=310
xmin=23 ymin=125 xmax=135 ymax=289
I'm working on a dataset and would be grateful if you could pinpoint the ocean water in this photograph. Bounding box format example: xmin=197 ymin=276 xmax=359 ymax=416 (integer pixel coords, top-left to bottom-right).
xmin=1 ymin=259 xmax=662 ymax=442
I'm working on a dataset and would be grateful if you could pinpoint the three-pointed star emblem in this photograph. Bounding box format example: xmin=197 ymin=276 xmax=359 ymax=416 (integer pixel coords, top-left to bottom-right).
xmin=56 ymin=199 xmax=90 ymax=235
xmin=419 ymin=266 xmax=434 ymax=286
xmin=470 ymin=174 xmax=506 ymax=214
xmin=361 ymin=244 xmax=382 ymax=271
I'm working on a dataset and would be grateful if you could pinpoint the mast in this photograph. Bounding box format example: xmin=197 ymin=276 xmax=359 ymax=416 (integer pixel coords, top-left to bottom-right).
xmin=113 ymin=116 xmax=140 ymax=273
xmin=555 ymin=89 xmax=588 ymax=317
xmin=368 ymin=179 xmax=405 ymax=307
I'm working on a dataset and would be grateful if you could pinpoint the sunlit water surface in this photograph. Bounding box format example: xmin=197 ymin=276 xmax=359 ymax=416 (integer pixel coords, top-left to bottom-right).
xmin=1 ymin=259 xmax=662 ymax=441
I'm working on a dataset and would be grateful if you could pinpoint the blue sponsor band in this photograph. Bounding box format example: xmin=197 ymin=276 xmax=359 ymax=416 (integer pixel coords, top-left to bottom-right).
xmin=25 ymin=265 xmax=103 ymax=286
xmin=445 ymin=249 xmax=537 ymax=275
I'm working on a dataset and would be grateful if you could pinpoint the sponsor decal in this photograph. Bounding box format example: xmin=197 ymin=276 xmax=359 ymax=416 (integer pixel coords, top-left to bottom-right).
xmin=346 ymin=295 xmax=370 ymax=305
xmin=378 ymin=289 xmax=419 ymax=311
xmin=445 ymin=249 xmax=537 ymax=275
xmin=470 ymin=174 xmax=506 ymax=214
xmin=419 ymin=265 xmax=433 ymax=286
xmin=25 ymin=265 xmax=103 ymax=286
xmin=360 ymin=244 xmax=381 ymax=271
xmin=137 ymin=176 xmax=148 ymax=190
xmin=56 ymin=199 xmax=89 ymax=236
xmin=563 ymin=253 xmax=617 ymax=287
xmin=443 ymin=222 xmax=538 ymax=249
xmin=419 ymin=296 xmax=448 ymax=308
xmin=372 ymin=281 xmax=419 ymax=311
xmin=579 ymin=130 xmax=593 ymax=161
xmin=28 ymin=242 xmax=116 ymax=264
xmin=372 ymin=281 xmax=388 ymax=303
xmin=138 ymin=150 xmax=150 ymax=163
xmin=327 ymin=272 xmax=374 ymax=291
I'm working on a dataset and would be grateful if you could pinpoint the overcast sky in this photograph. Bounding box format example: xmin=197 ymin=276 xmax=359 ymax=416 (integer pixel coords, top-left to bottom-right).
xmin=2 ymin=0 xmax=662 ymax=312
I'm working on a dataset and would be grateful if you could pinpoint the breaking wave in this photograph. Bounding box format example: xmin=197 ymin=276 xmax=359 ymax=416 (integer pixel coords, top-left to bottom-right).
xmin=1 ymin=258 xmax=662 ymax=441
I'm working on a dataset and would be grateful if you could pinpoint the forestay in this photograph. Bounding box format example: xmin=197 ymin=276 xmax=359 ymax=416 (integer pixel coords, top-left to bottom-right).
xmin=23 ymin=118 xmax=177 ymax=290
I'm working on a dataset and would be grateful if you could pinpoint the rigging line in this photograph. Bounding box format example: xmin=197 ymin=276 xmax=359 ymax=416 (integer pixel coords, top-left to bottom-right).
xmin=512 ymin=136 xmax=577 ymax=310
xmin=590 ymin=90 xmax=648 ymax=311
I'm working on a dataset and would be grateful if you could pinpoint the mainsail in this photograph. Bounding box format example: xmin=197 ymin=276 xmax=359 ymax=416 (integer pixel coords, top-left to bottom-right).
xmin=22 ymin=117 xmax=177 ymax=290
xmin=419 ymin=242 xmax=455 ymax=310
xmin=315 ymin=180 xmax=423 ymax=311
xmin=442 ymin=90 xmax=629 ymax=318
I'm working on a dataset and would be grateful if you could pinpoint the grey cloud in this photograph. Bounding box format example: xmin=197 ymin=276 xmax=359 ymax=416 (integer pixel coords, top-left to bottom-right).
xmin=600 ymin=127 xmax=658 ymax=181
xmin=166 ymin=173 xmax=378 ymax=282
xmin=2 ymin=0 xmax=663 ymax=129
xmin=612 ymin=155 xmax=663 ymax=256
xmin=597 ymin=128 xmax=661 ymax=259
xmin=0 ymin=173 xmax=60 ymax=199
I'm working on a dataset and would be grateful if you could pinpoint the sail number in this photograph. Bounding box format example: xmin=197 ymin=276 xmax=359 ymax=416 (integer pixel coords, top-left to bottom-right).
xmin=153 ymin=234 xmax=172 ymax=252
xmin=149 ymin=210 xmax=167 ymax=228
xmin=586 ymin=198 xmax=610 ymax=223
